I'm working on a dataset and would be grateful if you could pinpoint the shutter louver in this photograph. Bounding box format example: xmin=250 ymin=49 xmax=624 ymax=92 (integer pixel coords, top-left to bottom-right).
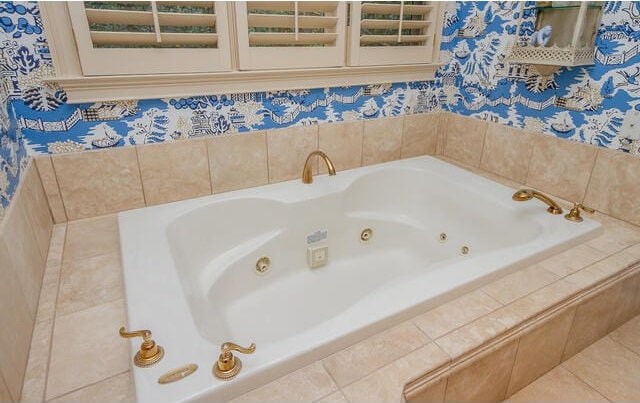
xmin=68 ymin=1 xmax=231 ymax=75
xmin=348 ymin=1 xmax=441 ymax=66
xmin=235 ymin=1 xmax=347 ymax=70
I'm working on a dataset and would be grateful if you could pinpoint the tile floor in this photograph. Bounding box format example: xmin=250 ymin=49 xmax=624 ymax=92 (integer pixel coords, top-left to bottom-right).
xmin=508 ymin=314 xmax=640 ymax=402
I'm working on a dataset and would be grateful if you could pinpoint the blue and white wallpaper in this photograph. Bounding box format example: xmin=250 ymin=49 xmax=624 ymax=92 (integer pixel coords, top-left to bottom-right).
xmin=1 ymin=1 xmax=640 ymax=218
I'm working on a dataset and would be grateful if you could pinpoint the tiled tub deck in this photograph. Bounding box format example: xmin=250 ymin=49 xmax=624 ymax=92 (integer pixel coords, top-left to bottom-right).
xmin=21 ymin=172 xmax=640 ymax=402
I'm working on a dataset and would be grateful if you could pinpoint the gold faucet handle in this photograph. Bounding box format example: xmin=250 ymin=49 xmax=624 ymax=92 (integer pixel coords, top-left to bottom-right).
xmin=119 ymin=326 xmax=164 ymax=367
xmin=221 ymin=342 xmax=256 ymax=355
xmin=214 ymin=342 xmax=256 ymax=380
xmin=565 ymin=203 xmax=595 ymax=222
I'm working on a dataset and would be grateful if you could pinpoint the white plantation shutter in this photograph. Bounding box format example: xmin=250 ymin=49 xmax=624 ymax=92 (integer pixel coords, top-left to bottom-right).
xmin=67 ymin=1 xmax=231 ymax=75
xmin=348 ymin=1 xmax=440 ymax=66
xmin=235 ymin=1 xmax=347 ymax=70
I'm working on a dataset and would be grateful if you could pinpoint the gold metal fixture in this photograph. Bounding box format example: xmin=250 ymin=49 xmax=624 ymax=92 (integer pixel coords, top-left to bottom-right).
xmin=158 ymin=364 xmax=198 ymax=384
xmin=302 ymin=150 xmax=336 ymax=184
xmin=119 ymin=327 xmax=165 ymax=367
xmin=512 ymin=189 xmax=563 ymax=215
xmin=255 ymin=256 xmax=271 ymax=275
xmin=564 ymin=202 xmax=595 ymax=222
xmin=213 ymin=342 xmax=256 ymax=381
xmin=461 ymin=246 xmax=470 ymax=255
xmin=360 ymin=228 xmax=373 ymax=242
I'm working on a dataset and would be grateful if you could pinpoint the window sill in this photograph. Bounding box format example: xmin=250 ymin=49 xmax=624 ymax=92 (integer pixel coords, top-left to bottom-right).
xmin=46 ymin=64 xmax=440 ymax=103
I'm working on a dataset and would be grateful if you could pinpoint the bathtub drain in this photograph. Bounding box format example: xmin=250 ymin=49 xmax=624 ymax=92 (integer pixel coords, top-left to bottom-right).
xmin=255 ymin=256 xmax=271 ymax=275
xmin=360 ymin=228 xmax=373 ymax=243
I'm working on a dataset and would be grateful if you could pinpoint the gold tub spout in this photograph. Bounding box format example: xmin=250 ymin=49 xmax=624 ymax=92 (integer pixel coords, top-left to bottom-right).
xmin=302 ymin=150 xmax=336 ymax=184
xmin=512 ymin=189 xmax=563 ymax=215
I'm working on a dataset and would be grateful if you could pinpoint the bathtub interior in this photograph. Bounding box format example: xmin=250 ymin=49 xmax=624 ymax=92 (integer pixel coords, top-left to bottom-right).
xmin=166 ymin=165 xmax=544 ymax=345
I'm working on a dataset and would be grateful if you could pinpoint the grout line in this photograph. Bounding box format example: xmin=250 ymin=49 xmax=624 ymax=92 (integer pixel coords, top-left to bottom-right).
xmin=609 ymin=331 xmax=640 ymax=360
xmin=32 ymin=159 xmax=57 ymax=228
xmin=476 ymin=120 xmax=489 ymax=169
xmin=319 ymin=360 xmax=341 ymax=396
xmin=133 ymin=146 xmax=148 ymax=207
xmin=49 ymin=156 xmax=70 ymax=223
xmin=44 ymin=369 xmax=130 ymax=402
xmin=360 ymin=119 xmax=365 ymax=166
xmin=560 ymin=362 xmax=614 ymax=402
xmin=502 ymin=337 xmax=521 ymax=400
xmin=478 ymin=289 xmax=506 ymax=307
xmin=203 ymin=138 xmax=214 ymax=195
xmin=581 ymin=148 xmax=600 ymax=205
xmin=522 ymin=131 xmax=539 ymax=186
xmin=42 ymin=225 xmax=67 ymax=401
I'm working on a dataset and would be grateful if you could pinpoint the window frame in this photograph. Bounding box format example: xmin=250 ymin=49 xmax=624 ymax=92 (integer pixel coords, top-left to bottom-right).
xmin=40 ymin=1 xmax=443 ymax=103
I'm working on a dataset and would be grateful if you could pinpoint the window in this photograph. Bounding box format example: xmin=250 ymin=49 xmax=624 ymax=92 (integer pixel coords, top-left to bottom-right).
xmin=67 ymin=1 xmax=231 ymax=75
xmin=348 ymin=1 xmax=439 ymax=66
xmin=40 ymin=1 xmax=443 ymax=102
xmin=235 ymin=1 xmax=346 ymax=70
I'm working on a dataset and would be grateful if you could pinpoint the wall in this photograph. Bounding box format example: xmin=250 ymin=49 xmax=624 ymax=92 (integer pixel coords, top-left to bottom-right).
xmin=1 ymin=1 xmax=640 ymax=219
xmin=440 ymin=1 xmax=640 ymax=153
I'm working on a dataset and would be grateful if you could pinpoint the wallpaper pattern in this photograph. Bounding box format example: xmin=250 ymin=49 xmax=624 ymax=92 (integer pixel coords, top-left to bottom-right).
xmin=1 ymin=1 xmax=640 ymax=217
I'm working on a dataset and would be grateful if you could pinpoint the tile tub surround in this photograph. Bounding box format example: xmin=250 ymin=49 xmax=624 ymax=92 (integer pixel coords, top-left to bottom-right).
xmin=34 ymin=113 xmax=443 ymax=222
xmin=19 ymin=182 xmax=640 ymax=402
xmin=0 ymin=161 xmax=53 ymax=403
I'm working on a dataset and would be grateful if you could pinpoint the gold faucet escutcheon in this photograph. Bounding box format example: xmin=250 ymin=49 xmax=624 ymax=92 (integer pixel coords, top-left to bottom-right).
xmin=302 ymin=150 xmax=336 ymax=184
xmin=564 ymin=202 xmax=595 ymax=222
xmin=213 ymin=342 xmax=256 ymax=381
xmin=119 ymin=326 xmax=164 ymax=367
xmin=512 ymin=189 xmax=563 ymax=215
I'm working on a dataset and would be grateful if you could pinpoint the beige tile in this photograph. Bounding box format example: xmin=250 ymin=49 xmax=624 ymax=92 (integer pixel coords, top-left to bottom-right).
xmin=401 ymin=113 xmax=439 ymax=158
xmin=413 ymin=290 xmax=502 ymax=340
xmin=362 ymin=117 xmax=403 ymax=165
xmin=434 ymin=113 xmax=446 ymax=155
xmin=536 ymin=244 xmax=607 ymax=278
xmin=610 ymin=314 xmax=640 ymax=355
xmin=505 ymin=279 xmax=583 ymax=323
xmin=587 ymin=213 xmax=640 ymax=254
xmin=0 ymin=239 xmax=33 ymax=402
xmin=584 ymin=148 xmax=640 ymax=226
xmin=434 ymin=311 xmax=515 ymax=360
xmin=562 ymin=286 xmax=621 ymax=360
xmin=318 ymin=120 xmax=363 ymax=171
xmin=137 ymin=139 xmax=211 ymax=206
xmin=21 ymin=318 xmax=53 ymax=403
xmin=562 ymin=252 xmax=631 ymax=292
xmin=208 ymin=131 xmax=269 ymax=193
xmin=525 ymin=135 xmax=597 ymax=203
xmin=507 ymin=307 xmax=576 ymax=396
xmin=35 ymin=263 xmax=61 ymax=324
xmin=481 ymin=265 xmax=559 ymax=305
xmin=479 ymin=124 xmax=535 ymax=183
xmin=52 ymin=148 xmax=145 ymax=220
xmin=57 ymin=252 xmax=124 ymax=316
xmin=404 ymin=377 xmax=447 ymax=403
xmin=229 ymin=362 xmax=336 ymax=403
xmin=63 ymin=215 xmax=119 ymax=262
xmin=1 ymin=199 xmax=46 ymax=317
xmin=48 ymin=371 xmax=135 ymax=403
xmin=442 ymin=114 xmax=487 ymax=167
xmin=444 ymin=339 xmax=518 ymax=402
xmin=35 ymin=156 xmax=67 ymax=223
xmin=46 ymin=299 xmax=129 ymax=400
xmin=267 ymin=125 xmax=318 ymax=183
xmin=46 ymin=224 xmax=66 ymax=269
xmin=18 ymin=161 xmax=53 ymax=259
xmin=507 ymin=366 xmax=608 ymax=402
xmin=315 ymin=390 xmax=348 ymax=403
xmin=609 ymin=272 xmax=640 ymax=332
xmin=564 ymin=335 xmax=640 ymax=401
xmin=0 ymin=375 xmax=12 ymax=403
xmin=323 ymin=321 xmax=429 ymax=387
xmin=341 ymin=343 xmax=449 ymax=403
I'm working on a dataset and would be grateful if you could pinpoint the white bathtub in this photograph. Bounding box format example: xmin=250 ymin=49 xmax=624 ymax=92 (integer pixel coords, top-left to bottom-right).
xmin=119 ymin=156 xmax=601 ymax=402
